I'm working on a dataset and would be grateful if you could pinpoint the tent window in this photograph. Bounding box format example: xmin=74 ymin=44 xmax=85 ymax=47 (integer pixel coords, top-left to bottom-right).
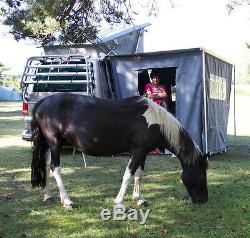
xmin=137 ymin=67 xmax=177 ymax=116
xmin=209 ymin=74 xmax=227 ymax=101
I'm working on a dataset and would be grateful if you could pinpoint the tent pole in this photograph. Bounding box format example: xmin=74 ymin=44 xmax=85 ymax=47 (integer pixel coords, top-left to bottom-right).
xmin=233 ymin=66 xmax=236 ymax=143
xmin=202 ymin=50 xmax=208 ymax=154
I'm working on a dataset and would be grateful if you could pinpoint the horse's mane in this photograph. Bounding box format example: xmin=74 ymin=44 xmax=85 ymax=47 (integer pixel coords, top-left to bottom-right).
xmin=143 ymin=98 xmax=202 ymax=165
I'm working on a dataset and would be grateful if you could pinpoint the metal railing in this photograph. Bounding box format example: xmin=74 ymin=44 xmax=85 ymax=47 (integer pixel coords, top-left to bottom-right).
xmin=21 ymin=54 xmax=94 ymax=98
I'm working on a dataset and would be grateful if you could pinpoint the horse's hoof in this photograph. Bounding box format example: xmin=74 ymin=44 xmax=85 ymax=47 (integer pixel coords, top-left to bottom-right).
xmin=141 ymin=200 xmax=150 ymax=207
xmin=44 ymin=197 xmax=54 ymax=205
xmin=113 ymin=199 xmax=122 ymax=206
xmin=113 ymin=202 xmax=124 ymax=208
xmin=136 ymin=199 xmax=150 ymax=207
xmin=63 ymin=203 xmax=74 ymax=210
xmin=113 ymin=204 xmax=125 ymax=212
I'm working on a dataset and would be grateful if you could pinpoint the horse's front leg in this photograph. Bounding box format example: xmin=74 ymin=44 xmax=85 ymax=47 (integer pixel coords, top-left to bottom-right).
xmin=132 ymin=167 xmax=149 ymax=206
xmin=114 ymin=150 xmax=147 ymax=206
xmin=114 ymin=159 xmax=133 ymax=205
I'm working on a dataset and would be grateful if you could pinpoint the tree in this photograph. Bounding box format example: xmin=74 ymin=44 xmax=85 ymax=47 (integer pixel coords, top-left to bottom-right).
xmin=0 ymin=63 xmax=20 ymax=90
xmin=0 ymin=63 xmax=8 ymax=77
xmin=0 ymin=74 xmax=21 ymax=91
xmin=0 ymin=0 xmax=158 ymax=46
xmin=226 ymin=0 xmax=250 ymax=13
xmin=1 ymin=0 xmax=247 ymax=46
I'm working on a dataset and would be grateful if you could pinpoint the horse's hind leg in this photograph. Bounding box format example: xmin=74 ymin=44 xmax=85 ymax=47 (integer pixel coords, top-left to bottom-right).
xmin=42 ymin=149 xmax=54 ymax=204
xmin=49 ymin=143 xmax=73 ymax=209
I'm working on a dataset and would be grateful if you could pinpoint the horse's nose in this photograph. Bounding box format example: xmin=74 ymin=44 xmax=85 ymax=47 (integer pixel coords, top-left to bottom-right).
xmin=197 ymin=196 xmax=208 ymax=204
xmin=193 ymin=196 xmax=208 ymax=204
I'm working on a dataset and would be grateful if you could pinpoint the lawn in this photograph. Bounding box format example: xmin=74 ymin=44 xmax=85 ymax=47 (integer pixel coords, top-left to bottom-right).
xmin=0 ymin=100 xmax=249 ymax=238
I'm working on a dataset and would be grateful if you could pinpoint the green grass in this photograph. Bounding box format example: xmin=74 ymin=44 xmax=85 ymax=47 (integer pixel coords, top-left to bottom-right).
xmin=0 ymin=102 xmax=249 ymax=238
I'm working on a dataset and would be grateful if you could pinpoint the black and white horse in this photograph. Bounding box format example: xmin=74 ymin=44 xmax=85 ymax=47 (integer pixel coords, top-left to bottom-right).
xmin=31 ymin=93 xmax=208 ymax=209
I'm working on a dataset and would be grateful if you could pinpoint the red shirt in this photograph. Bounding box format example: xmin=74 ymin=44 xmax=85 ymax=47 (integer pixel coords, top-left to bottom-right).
xmin=144 ymin=83 xmax=167 ymax=105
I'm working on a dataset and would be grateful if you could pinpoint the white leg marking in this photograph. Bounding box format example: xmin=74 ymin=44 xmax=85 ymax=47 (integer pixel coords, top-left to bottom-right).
xmin=132 ymin=167 xmax=147 ymax=206
xmin=42 ymin=150 xmax=53 ymax=202
xmin=53 ymin=166 xmax=73 ymax=208
xmin=132 ymin=167 xmax=141 ymax=199
xmin=114 ymin=161 xmax=133 ymax=205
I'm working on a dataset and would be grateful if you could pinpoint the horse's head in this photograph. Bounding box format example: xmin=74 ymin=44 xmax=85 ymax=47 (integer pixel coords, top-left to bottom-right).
xmin=181 ymin=154 xmax=208 ymax=204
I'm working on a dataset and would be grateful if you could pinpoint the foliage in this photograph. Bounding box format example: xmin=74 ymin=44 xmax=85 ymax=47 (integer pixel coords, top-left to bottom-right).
xmin=226 ymin=0 xmax=250 ymax=13
xmin=1 ymin=0 xmax=249 ymax=46
xmin=0 ymin=62 xmax=21 ymax=92
xmin=0 ymin=102 xmax=249 ymax=237
xmin=1 ymin=0 xmax=248 ymax=46
xmin=0 ymin=74 xmax=21 ymax=92
xmin=235 ymin=45 xmax=250 ymax=84
xmin=0 ymin=0 xmax=158 ymax=45
xmin=0 ymin=62 xmax=8 ymax=75
xmin=0 ymin=61 xmax=19 ymax=91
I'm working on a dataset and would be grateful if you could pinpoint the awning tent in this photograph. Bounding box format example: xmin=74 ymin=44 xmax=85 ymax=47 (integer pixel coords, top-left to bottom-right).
xmin=0 ymin=86 xmax=21 ymax=101
xmin=107 ymin=48 xmax=234 ymax=154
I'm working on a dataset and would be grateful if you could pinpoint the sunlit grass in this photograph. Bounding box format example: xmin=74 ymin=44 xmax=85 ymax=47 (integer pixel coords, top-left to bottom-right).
xmin=0 ymin=102 xmax=249 ymax=237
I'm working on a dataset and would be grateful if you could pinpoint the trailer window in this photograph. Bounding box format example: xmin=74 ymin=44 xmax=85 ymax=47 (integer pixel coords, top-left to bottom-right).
xmin=209 ymin=74 xmax=227 ymax=101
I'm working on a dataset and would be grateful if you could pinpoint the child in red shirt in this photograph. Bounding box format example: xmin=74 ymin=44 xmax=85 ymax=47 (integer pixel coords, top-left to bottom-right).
xmin=144 ymin=71 xmax=167 ymax=108
xmin=144 ymin=71 xmax=168 ymax=155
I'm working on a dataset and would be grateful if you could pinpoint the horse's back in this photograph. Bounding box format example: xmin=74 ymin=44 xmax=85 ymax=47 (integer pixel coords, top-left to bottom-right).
xmin=35 ymin=93 xmax=148 ymax=121
xmin=34 ymin=93 xmax=150 ymax=155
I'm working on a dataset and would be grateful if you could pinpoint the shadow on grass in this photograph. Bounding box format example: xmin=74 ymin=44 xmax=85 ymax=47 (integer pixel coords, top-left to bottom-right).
xmin=1 ymin=101 xmax=249 ymax=237
xmin=0 ymin=132 xmax=250 ymax=237
xmin=0 ymin=118 xmax=24 ymax=138
xmin=0 ymin=110 xmax=22 ymax=116
xmin=0 ymin=144 xmax=250 ymax=237
xmin=226 ymin=134 xmax=250 ymax=156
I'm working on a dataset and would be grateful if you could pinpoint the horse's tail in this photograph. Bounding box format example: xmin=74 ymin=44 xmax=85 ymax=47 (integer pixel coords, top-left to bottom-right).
xmin=31 ymin=99 xmax=48 ymax=188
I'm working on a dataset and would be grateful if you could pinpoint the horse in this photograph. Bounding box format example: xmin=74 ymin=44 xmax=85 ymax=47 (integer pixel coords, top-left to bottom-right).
xmin=31 ymin=93 xmax=208 ymax=209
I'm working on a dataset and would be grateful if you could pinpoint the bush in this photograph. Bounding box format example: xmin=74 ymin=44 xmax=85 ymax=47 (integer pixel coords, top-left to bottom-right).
xmin=0 ymin=75 xmax=21 ymax=93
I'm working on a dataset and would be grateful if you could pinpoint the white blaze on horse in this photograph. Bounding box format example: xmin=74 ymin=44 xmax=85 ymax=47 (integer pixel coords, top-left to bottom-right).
xmin=31 ymin=93 xmax=208 ymax=209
